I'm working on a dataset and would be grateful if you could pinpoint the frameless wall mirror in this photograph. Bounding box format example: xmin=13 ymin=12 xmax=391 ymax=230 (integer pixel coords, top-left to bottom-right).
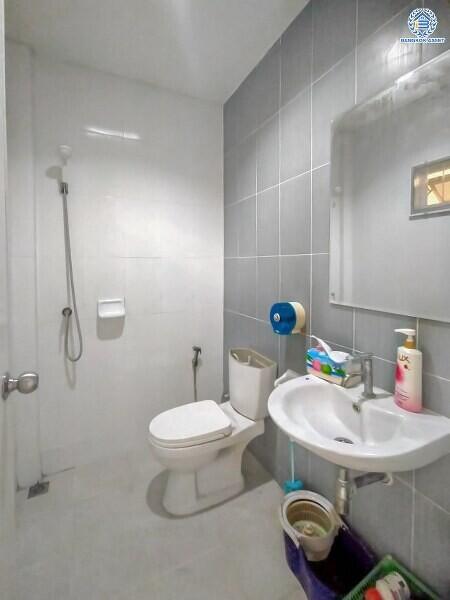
xmin=330 ymin=50 xmax=450 ymax=323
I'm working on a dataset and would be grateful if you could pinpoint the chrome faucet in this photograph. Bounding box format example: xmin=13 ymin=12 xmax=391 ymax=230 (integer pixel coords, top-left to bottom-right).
xmin=352 ymin=353 xmax=376 ymax=412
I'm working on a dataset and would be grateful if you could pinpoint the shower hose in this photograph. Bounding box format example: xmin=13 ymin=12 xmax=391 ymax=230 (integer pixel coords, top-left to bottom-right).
xmin=61 ymin=184 xmax=83 ymax=362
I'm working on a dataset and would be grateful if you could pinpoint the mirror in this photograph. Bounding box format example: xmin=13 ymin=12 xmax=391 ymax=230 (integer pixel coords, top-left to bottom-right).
xmin=330 ymin=50 xmax=450 ymax=323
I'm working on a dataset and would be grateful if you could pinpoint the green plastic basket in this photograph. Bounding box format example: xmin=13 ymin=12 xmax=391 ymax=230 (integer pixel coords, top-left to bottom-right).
xmin=343 ymin=555 xmax=440 ymax=600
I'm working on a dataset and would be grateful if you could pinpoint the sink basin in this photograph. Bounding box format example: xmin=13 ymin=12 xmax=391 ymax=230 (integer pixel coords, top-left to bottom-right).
xmin=268 ymin=375 xmax=450 ymax=472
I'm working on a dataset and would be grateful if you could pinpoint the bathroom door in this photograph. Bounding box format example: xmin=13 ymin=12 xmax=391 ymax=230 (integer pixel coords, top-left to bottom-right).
xmin=0 ymin=1 xmax=16 ymax=596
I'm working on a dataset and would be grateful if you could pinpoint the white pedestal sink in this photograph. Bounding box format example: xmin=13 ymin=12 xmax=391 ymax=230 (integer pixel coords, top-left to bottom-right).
xmin=268 ymin=374 xmax=450 ymax=472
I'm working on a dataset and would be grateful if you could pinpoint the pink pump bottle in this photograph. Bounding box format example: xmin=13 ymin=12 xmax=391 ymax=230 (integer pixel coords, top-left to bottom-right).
xmin=394 ymin=328 xmax=422 ymax=413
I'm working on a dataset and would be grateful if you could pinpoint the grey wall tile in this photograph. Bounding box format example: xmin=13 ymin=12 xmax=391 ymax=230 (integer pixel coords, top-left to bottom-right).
xmin=250 ymin=420 xmax=299 ymax=486
xmin=413 ymin=493 xmax=450 ymax=597
xmin=419 ymin=318 xmax=450 ymax=379
xmin=309 ymin=453 xmax=339 ymax=502
xmin=355 ymin=309 xmax=415 ymax=362
xmin=223 ymin=311 xmax=258 ymax=358
xmin=415 ymin=455 xmax=450 ymax=513
xmin=423 ymin=373 xmax=450 ymax=417
xmin=223 ymin=6 xmax=449 ymax=592
xmin=273 ymin=428 xmax=296 ymax=487
xmin=237 ymin=197 xmax=256 ymax=257
xmin=257 ymin=187 xmax=279 ymax=256
xmin=224 ymin=258 xmax=257 ymax=317
xmin=280 ymin=173 xmax=311 ymax=255
xmin=224 ymin=146 xmax=238 ymax=205
xmin=223 ymin=311 xmax=233 ymax=389
xmin=279 ymin=333 xmax=308 ymax=375
xmin=280 ymin=255 xmax=311 ymax=324
xmin=293 ymin=444 xmax=310 ymax=488
xmin=351 ymin=478 xmax=413 ymax=567
xmin=251 ymin=41 xmax=280 ymax=127
xmin=236 ymin=134 xmax=256 ymax=200
xmin=356 ymin=2 xmax=421 ymax=102
xmin=257 ymin=257 xmax=279 ymax=321
xmin=357 ymin=0 xmax=413 ymax=44
xmin=312 ymin=0 xmax=357 ymax=80
xmin=257 ymin=115 xmax=279 ymax=192
xmin=224 ymin=93 xmax=238 ymax=153
xmin=224 ymin=258 xmax=238 ymax=311
xmin=372 ymin=357 xmax=396 ymax=393
xmin=312 ymin=52 xmax=355 ymax=168
xmin=280 ymin=88 xmax=311 ymax=181
xmin=255 ymin=319 xmax=279 ymax=366
xmin=234 ymin=75 xmax=258 ymax=143
xmin=223 ymin=311 xmax=249 ymax=391
xmin=224 ymin=204 xmax=237 ymax=258
xmin=237 ymin=258 xmax=257 ymax=317
xmin=281 ymin=3 xmax=312 ymax=106
xmin=422 ymin=0 xmax=450 ymax=64
xmin=312 ymin=164 xmax=331 ymax=253
xmin=311 ymin=254 xmax=353 ymax=348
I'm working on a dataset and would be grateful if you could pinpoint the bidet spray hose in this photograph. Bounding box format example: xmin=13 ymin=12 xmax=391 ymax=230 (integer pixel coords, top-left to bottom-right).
xmin=192 ymin=346 xmax=201 ymax=402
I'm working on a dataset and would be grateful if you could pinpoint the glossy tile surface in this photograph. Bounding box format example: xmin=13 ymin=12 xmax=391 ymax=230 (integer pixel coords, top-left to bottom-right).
xmin=223 ymin=3 xmax=450 ymax=596
xmin=15 ymin=449 xmax=305 ymax=600
xmin=7 ymin=46 xmax=224 ymax=478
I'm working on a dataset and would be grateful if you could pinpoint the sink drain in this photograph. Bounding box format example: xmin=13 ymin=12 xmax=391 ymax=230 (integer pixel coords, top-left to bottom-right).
xmin=334 ymin=436 xmax=354 ymax=444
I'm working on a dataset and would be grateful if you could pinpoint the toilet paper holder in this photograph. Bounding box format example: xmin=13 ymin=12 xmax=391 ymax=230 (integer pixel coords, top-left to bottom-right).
xmin=270 ymin=301 xmax=306 ymax=335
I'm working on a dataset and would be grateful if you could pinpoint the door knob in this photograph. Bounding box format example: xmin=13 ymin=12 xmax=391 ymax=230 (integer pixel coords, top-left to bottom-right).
xmin=2 ymin=372 xmax=39 ymax=400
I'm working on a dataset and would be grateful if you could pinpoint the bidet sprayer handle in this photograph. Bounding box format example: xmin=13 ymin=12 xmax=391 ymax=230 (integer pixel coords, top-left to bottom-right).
xmin=192 ymin=346 xmax=202 ymax=368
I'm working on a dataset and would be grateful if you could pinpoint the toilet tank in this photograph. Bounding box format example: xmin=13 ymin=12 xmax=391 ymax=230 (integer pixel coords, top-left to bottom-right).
xmin=229 ymin=348 xmax=277 ymax=420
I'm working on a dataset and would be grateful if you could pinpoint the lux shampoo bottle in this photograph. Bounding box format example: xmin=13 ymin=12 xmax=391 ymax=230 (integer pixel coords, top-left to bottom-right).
xmin=394 ymin=328 xmax=422 ymax=412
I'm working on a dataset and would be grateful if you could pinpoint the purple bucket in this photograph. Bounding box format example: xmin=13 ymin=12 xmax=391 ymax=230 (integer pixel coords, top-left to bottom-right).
xmin=283 ymin=520 xmax=377 ymax=600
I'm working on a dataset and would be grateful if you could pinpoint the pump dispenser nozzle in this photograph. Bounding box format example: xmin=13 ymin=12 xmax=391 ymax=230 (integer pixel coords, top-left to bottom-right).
xmin=395 ymin=328 xmax=416 ymax=349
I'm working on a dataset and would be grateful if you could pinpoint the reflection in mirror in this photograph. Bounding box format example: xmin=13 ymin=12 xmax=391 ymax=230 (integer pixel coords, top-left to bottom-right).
xmin=412 ymin=156 xmax=450 ymax=217
xmin=330 ymin=50 xmax=450 ymax=323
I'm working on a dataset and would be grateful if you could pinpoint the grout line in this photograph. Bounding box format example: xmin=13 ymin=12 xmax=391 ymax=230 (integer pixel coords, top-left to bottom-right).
xmin=30 ymin=50 xmax=45 ymax=479
xmin=309 ymin=38 xmax=313 ymax=336
xmin=311 ymin=161 xmax=330 ymax=173
xmin=255 ymin=106 xmax=259 ymax=320
xmin=277 ymin=43 xmax=282 ymax=370
xmin=224 ymin=253 xmax=328 ymax=259
xmin=422 ymin=371 xmax=450 ymax=384
xmin=354 ymin=0 xmax=359 ymax=104
xmin=225 ymin=150 xmax=329 ymax=211
xmin=224 ymin=309 xmax=269 ymax=325
xmin=410 ymin=470 xmax=416 ymax=569
xmin=225 ymin=192 xmax=257 ymax=209
xmin=413 ymin=485 xmax=450 ymax=517
xmin=352 ymin=308 xmax=356 ymax=352
xmin=224 ymin=0 xmax=414 ymax=158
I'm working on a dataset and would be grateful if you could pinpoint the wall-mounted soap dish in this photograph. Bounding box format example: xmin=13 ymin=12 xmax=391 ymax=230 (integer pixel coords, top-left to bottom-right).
xmin=97 ymin=298 xmax=125 ymax=319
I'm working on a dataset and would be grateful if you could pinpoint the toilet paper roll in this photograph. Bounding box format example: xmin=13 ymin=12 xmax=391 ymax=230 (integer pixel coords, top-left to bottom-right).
xmin=270 ymin=302 xmax=306 ymax=335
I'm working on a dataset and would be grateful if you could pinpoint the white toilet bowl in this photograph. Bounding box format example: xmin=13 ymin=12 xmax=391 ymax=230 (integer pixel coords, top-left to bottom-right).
xmin=148 ymin=348 xmax=277 ymax=516
xmin=149 ymin=400 xmax=264 ymax=516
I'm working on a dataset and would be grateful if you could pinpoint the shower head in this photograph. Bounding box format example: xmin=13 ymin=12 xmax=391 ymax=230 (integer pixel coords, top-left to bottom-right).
xmin=58 ymin=145 xmax=72 ymax=165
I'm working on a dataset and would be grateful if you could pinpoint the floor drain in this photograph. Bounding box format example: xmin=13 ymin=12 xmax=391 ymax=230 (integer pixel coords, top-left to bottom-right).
xmin=334 ymin=437 xmax=354 ymax=444
xmin=27 ymin=481 xmax=49 ymax=499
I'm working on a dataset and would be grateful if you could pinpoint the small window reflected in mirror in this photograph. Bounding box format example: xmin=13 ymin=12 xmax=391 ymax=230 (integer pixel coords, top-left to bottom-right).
xmin=412 ymin=157 xmax=450 ymax=217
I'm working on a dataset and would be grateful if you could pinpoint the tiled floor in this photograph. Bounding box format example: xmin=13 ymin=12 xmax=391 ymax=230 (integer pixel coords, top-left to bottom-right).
xmin=15 ymin=447 xmax=306 ymax=600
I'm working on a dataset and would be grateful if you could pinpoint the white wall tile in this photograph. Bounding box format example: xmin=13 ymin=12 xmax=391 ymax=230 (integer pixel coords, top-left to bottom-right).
xmin=8 ymin=49 xmax=223 ymax=475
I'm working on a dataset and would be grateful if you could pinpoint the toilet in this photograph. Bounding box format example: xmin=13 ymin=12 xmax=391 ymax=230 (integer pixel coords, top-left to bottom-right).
xmin=148 ymin=348 xmax=277 ymax=516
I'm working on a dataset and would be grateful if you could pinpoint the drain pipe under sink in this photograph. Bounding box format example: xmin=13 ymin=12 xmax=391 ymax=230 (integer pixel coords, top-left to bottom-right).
xmin=335 ymin=468 xmax=394 ymax=516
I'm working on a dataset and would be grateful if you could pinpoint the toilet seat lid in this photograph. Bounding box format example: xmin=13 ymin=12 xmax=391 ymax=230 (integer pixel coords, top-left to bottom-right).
xmin=149 ymin=400 xmax=232 ymax=448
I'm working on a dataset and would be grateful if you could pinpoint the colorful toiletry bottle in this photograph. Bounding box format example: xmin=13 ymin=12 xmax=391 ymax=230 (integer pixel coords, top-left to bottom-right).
xmin=394 ymin=328 xmax=422 ymax=413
